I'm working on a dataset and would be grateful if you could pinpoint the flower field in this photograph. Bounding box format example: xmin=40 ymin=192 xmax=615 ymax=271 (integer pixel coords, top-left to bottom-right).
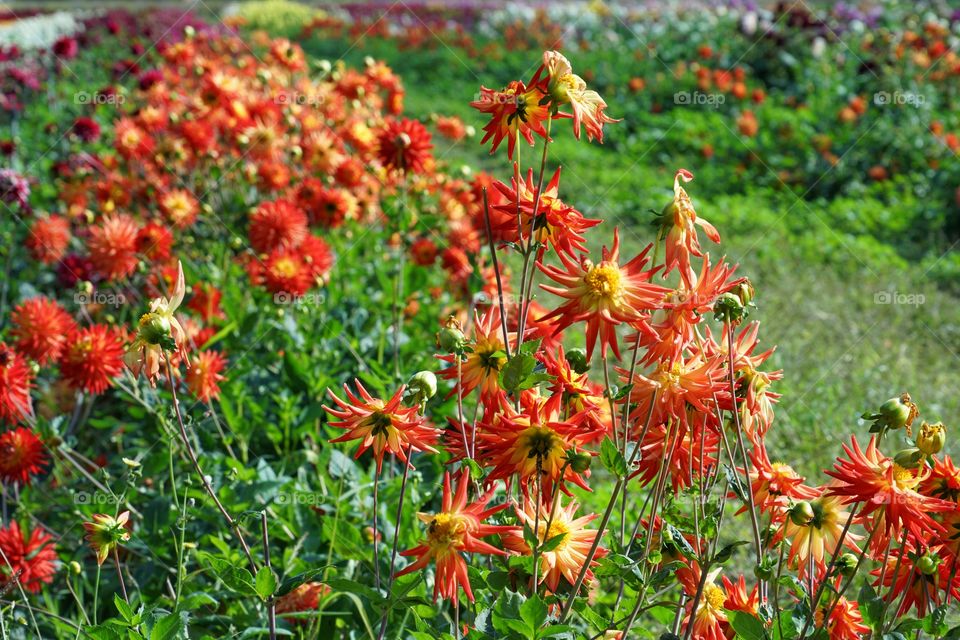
xmin=0 ymin=2 xmax=958 ymax=639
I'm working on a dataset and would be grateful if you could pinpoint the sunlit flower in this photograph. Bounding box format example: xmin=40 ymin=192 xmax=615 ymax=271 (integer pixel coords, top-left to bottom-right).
xmin=396 ymin=469 xmax=513 ymax=604
xmin=438 ymin=307 xmax=510 ymax=400
xmin=748 ymin=441 xmax=819 ymax=514
xmin=501 ymin=497 xmax=607 ymax=592
xmin=492 ymin=167 xmax=600 ymax=257
xmin=83 ymin=511 xmax=131 ymax=566
xmin=324 ymin=379 xmax=439 ymax=472
xmin=125 ymin=261 xmax=188 ymax=384
xmin=470 ymin=80 xmax=551 ymax=159
xmin=816 ymin=594 xmax=870 ymax=640
xmin=158 ymin=189 xmax=199 ymax=229
xmin=0 ymin=521 xmax=57 ymax=592
xmin=530 ymin=50 xmax=618 ymax=142
xmin=656 ymin=170 xmax=720 ymax=286
xmin=248 ymin=199 xmax=309 ymax=254
xmin=722 ymin=575 xmax=759 ymax=615
xmin=10 ymin=297 xmax=77 ymax=365
xmin=540 ymin=229 xmax=667 ymax=359
xmin=676 ymin=565 xmax=727 ymax=640
xmin=826 ymin=436 xmax=955 ymax=541
xmin=0 ymin=427 xmax=47 ymax=486
xmin=783 ymin=495 xmax=859 ymax=579
xmin=872 ymin=544 xmax=958 ymax=617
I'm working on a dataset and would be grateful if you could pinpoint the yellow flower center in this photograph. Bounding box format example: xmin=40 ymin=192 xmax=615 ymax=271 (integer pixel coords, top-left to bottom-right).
xmin=703 ymin=583 xmax=726 ymax=611
xmin=892 ymin=464 xmax=921 ymax=491
xmin=584 ymin=262 xmax=623 ymax=302
xmin=521 ymin=426 xmax=563 ymax=471
xmin=272 ymin=257 xmax=299 ymax=278
xmin=427 ymin=513 xmax=466 ymax=555
xmin=539 ymin=518 xmax=570 ymax=551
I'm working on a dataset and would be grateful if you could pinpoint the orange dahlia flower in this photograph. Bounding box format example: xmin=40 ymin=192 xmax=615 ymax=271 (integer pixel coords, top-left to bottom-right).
xmin=396 ymin=469 xmax=514 ymax=604
xmin=501 ymin=497 xmax=607 ymax=593
xmin=540 ymin=229 xmax=667 ymax=360
xmin=324 ymin=380 xmax=439 ymax=472
xmin=530 ymin=50 xmax=619 ymax=143
xmin=470 ymin=80 xmax=551 ymax=159
xmin=657 ymin=170 xmax=720 ymax=287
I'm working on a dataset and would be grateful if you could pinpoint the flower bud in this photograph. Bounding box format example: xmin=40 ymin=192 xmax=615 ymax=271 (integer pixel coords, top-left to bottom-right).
xmin=735 ymin=279 xmax=755 ymax=306
xmin=713 ymin=292 xmax=748 ymax=325
xmin=836 ymin=553 xmax=858 ymax=577
xmin=565 ymin=449 xmax=592 ymax=473
xmin=917 ymin=421 xmax=945 ymax=456
xmin=69 ymin=560 xmax=82 ymax=575
xmin=917 ymin=552 xmax=941 ymax=576
xmin=436 ymin=316 xmax=467 ymax=353
xmin=893 ymin=447 xmax=923 ymax=469
xmin=405 ymin=371 xmax=438 ymax=409
xmin=565 ymin=348 xmax=590 ymax=374
xmin=789 ymin=501 xmax=815 ymax=526
xmin=137 ymin=312 xmax=172 ymax=346
xmin=864 ymin=393 xmax=918 ymax=436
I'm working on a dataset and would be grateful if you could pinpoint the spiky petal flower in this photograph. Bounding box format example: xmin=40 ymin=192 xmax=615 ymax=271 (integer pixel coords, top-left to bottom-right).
xmin=324 ymin=380 xmax=439 ymax=472
xmin=783 ymin=495 xmax=859 ymax=579
xmin=377 ymin=118 xmax=433 ymax=174
xmin=82 ymin=511 xmax=131 ymax=566
xmin=87 ymin=214 xmax=140 ymax=281
xmin=656 ymin=170 xmax=720 ymax=287
xmin=0 ymin=521 xmax=57 ymax=592
xmin=0 ymin=427 xmax=47 ymax=486
xmin=59 ymin=325 xmax=126 ymax=395
xmin=826 ymin=436 xmax=955 ymax=541
xmin=539 ymin=229 xmax=667 ymax=360
xmin=0 ymin=344 xmax=34 ymax=425
xmin=124 ymin=261 xmax=188 ymax=385
xmin=470 ymin=80 xmax=550 ymax=159
xmin=816 ymin=594 xmax=870 ymax=640
xmin=26 ymin=215 xmax=71 ymax=265
xmin=10 ymin=297 xmax=77 ymax=365
xmin=501 ymin=497 xmax=607 ymax=593
xmin=530 ymin=50 xmax=619 ymax=142
xmin=186 ymin=350 xmax=227 ymax=403
xmin=396 ymin=469 xmax=514 ymax=604
xmin=248 ymin=199 xmax=308 ymax=254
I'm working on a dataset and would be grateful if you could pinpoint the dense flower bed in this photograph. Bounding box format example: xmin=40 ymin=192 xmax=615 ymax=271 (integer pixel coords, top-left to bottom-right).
xmin=0 ymin=5 xmax=956 ymax=640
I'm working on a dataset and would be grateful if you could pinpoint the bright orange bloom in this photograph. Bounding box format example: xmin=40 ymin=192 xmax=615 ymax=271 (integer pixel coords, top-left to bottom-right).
xmin=186 ymin=350 xmax=227 ymax=402
xmin=501 ymin=497 xmax=607 ymax=593
xmin=632 ymin=413 xmax=720 ymax=493
xmin=677 ymin=565 xmax=727 ymax=640
xmin=816 ymin=593 xmax=870 ymax=640
xmin=722 ymin=575 xmax=759 ymax=615
xmin=619 ymin=351 xmax=726 ymax=430
xmin=479 ymin=392 xmax=593 ymax=495
xmin=922 ymin=454 xmax=960 ymax=502
xmin=437 ymin=307 xmax=511 ymax=401
xmin=657 ymin=170 xmax=720 ymax=287
xmin=324 ymin=379 xmax=439 ymax=472
xmin=540 ymin=229 xmax=667 ymax=360
xmin=530 ymin=50 xmax=619 ymax=142
xmin=826 ymin=436 xmax=955 ymax=541
xmin=872 ymin=543 xmax=959 ymax=617
xmin=59 ymin=325 xmax=126 ymax=395
xmin=88 ymin=214 xmax=140 ymax=281
xmin=748 ymin=440 xmax=819 ymax=515
xmin=541 ymin=346 xmax=610 ymax=441
xmin=470 ymin=80 xmax=550 ymax=159
xmin=492 ymin=167 xmax=600 ymax=258
xmin=377 ymin=118 xmax=433 ymax=174
xmin=396 ymin=469 xmax=514 ymax=605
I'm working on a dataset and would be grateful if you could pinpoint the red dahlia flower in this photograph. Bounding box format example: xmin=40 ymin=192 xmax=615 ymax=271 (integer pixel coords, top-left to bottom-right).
xmin=0 ymin=344 xmax=33 ymax=425
xmin=656 ymin=170 xmax=720 ymax=287
xmin=186 ymin=350 xmax=227 ymax=403
xmin=0 ymin=521 xmax=57 ymax=593
xmin=377 ymin=118 xmax=433 ymax=174
xmin=0 ymin=427 xmax=47 ymax=486
xmin=88 ymin=213 xmax=140 ymax=281
xmin=26 ymin=215 xmax=71 ymax=265
xmin=59 ymin=325 xmax=126 ymax=395
xmin=10 ymin=296 xmax=77 ymax=365
xmin=470 ymin=80 xmax=551 ymax=159
xmin=248 ymin=199 xmax=309 ymax=254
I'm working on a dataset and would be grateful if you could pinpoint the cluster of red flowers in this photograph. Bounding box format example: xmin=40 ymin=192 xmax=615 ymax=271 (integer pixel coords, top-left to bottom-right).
xmin=323 ymin=48 xmax=958 ymax=640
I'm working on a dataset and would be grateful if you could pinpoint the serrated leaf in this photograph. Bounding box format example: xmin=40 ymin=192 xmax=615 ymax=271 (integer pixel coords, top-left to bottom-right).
xmin=600 ymin=437 xmax=627 ymax=477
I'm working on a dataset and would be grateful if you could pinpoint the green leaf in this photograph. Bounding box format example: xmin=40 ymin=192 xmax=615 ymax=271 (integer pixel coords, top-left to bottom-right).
xmin=197 ymin=552 xmax=257 ymax=597
xmin=599 ymin=437 xmax=627 ymax=477
xmin=255 ymin=566 xmax=277 ymax=601
xmin=519 ymin=594 xmax=548 ymax=635
xmin=922 ymin=606 xmax=948 ymax=635
xmin=729 ymin=610 xmax=767 ymax=640
xmin=150 ymin=613 xmax=186 ymax=640
xmin=114 ymin=594 xmax=133 ymax=622
xmin=713 ymin=540 xmax=750 ymax=564
xmin=539 ymin=532 xmax=567 ymax=553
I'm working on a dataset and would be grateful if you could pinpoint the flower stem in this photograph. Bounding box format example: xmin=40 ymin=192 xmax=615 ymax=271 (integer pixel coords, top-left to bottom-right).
xmin=261 ymin=511 xmax=276 ymax=640
xmin=164 ymin=354 xmax=257 ymax=573
xmin=377 ymin=453 xmax=413 ymax=640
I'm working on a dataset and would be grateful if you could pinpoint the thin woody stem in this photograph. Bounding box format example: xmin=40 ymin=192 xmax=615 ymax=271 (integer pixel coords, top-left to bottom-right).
xmin=164 ymin=354 xmax=257 ymax=574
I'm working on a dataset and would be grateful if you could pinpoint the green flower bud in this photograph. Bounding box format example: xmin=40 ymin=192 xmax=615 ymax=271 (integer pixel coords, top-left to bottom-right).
xmin=137 ymin=312 xmax=172 ymax=346
xmin=713 ymin=292 xmax=748 ymax=325
xmin=789 ymin=501 xmax=815 ymax=526
xmin=565 ymin=449 xmax=592 ymax=474
xmin=893 ymin=448 xmax=923 ymax=469
xmin=917 ymin=421 xmax=946 ymax=456
xmin=917 ymin=552 xmax=940 ymax=576
xmin=565 ymin=348 xmax=590 ymax=374
xmin=836 ymin=553 xmax=859 ymax=577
